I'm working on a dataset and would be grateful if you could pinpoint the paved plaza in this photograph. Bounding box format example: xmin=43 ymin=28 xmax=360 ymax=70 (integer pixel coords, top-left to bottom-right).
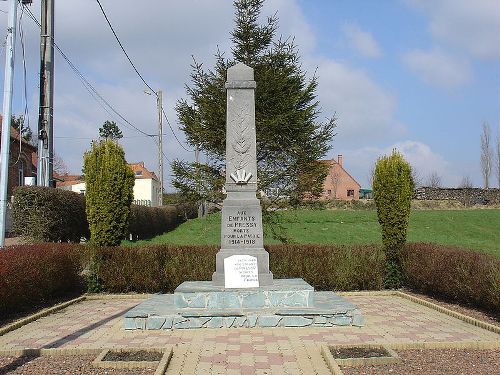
xmin=0 ymin=293 xmax=498 ymax=374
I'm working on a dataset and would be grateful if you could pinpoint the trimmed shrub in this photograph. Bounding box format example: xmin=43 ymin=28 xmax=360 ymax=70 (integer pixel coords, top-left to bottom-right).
xmin=269 ymin=245 xmax=385 ymax=291
xmin=91 ymin=244 xmax=383 ymax=293
xmin=84 ymin=139 xmax=135 ymax=246
xmin=12 ymin=184 xmax=195 ymax=244
xmin=401 ymin=243 xmax=500 ymax=312
xmin=11 ymin=186 xmax=89 ymax=242
xmin=128 ymin=203 xmax=197 ymax=240
xmin=0 ymin=244 xmax=84 ymax=317
xmin=373 ymin=151 xmax=414 ymax=288
xmin=96 ymin=245 xmax=217 ymax=292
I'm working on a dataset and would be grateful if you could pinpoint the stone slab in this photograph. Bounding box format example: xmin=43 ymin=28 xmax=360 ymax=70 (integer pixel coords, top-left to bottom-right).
xmin=175 ymin=278 xmax=314 ymax=308
xmin=124 ymin=279 xmax=363 ymax=330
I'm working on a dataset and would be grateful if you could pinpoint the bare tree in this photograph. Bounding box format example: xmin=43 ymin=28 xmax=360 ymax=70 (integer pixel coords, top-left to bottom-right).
xmin=458 ymin=175 xmax=474 ymax=207
xmin=52 ymin=154 xmax=68 ymax=176
xmin=426 ymin=171 xmax=442 ymax=188
xmin=458 ymin=175 xmax=473 ymax=188
xmin=411 ymin=167 xmax=423 ymax=189
xmin=330 ymin=167 xmax=341 ymax=198
xmin=480 ymin=122 xmax=492 ymax=188
xmin=496 ymin=129 xmax=500 ymax=188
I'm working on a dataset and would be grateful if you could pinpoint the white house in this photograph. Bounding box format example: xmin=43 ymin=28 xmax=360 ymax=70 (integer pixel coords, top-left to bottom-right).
xmin=56 ymin=162 xmax=162 ymax=207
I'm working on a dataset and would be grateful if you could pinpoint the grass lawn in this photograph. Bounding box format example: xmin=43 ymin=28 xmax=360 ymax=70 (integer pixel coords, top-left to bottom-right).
xmin=127 ymin=209 xmax=500 ymax=257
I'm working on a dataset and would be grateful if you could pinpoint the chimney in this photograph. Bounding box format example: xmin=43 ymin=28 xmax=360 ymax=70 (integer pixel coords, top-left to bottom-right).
xmin=337 ymin=154 xmax=343 ymax=167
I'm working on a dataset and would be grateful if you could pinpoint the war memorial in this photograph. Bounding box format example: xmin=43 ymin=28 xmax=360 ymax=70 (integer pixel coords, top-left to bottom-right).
xmin=124 ymin=63 xmax=363 ymax=330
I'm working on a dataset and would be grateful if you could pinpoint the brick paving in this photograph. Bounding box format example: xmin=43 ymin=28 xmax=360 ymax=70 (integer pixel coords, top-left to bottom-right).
xmin=0 ymin=295 xmax=498 ymax=374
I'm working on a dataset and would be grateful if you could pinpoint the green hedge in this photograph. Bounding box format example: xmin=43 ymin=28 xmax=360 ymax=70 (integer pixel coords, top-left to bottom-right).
xmin=401 ymin=243 xmax=499 ymax=311
xmin=91 ymin=244 xmax=384 ymax=293
xmin=0 ymin=244 xmax=84 ymax=317
xmin=12 ymin=186 xmax=89 ymax=242
xmin=128 ymin=203 xmax=197 ymax=240
xmin=2 ymin=242 xmax=498 ymax=316
xmin=11 ymin=186 xmax=196 ymax=243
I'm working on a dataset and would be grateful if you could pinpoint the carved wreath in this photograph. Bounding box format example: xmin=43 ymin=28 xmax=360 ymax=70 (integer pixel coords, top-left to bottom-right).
xmin=230 ymin=107 xmax=251 ymax=171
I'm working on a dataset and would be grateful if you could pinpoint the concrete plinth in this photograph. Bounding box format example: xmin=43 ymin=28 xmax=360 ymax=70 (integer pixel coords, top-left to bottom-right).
xmin=124 ymin=279 xmax=364 ymax=330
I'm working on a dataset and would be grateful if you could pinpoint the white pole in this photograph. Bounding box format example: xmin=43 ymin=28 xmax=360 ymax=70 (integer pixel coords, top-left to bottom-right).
xmin=0 ymin=0 xmax=18 ymax=247
xmin=157 ymin=90 xmax=163 ymax=205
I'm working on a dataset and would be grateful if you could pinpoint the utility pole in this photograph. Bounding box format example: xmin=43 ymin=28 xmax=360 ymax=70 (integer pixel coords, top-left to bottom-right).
xmin=156 ymin=90 xmax=164 ymax=205
xmin=0 ymin=0 xmax=18 ymax=247
xmin=37 ymin=0 xmax=55 ymax=187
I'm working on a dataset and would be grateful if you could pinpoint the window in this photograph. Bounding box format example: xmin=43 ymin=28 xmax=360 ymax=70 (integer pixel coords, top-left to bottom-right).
xmin=18 ymin=161 xmax=25 ymax=186
xmin=135 ymin=170 xmax=142 ymax=176
xmin=347 ymin=189 xmax=354 ymax=197
xmin=327 ymin=189 xmax=332 ymax=195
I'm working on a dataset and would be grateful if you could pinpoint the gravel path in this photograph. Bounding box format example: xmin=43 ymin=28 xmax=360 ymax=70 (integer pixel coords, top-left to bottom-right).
xmin=341 ymin=348 xmax=500 ymax=375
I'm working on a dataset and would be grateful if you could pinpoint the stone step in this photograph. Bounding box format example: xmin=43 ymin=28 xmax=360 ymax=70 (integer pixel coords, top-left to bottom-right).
xmin=174 ymin=278 xmax=314 ymax=309
xmin=123 ymin=280 xmax=364 ymax=330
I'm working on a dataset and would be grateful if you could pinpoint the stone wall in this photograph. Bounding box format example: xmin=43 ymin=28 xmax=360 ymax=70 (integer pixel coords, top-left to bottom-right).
xmin=413 ymin=187 xmax=500 ymax=206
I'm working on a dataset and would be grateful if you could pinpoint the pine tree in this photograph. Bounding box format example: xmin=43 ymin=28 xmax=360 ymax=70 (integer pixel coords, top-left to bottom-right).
xmin=83 ymin=139 xmax=134 ymax=246
xmin=173 ymin=0 xmax=335 ymax=204
xmin=99 ymin=120 xmax=123 ymax=140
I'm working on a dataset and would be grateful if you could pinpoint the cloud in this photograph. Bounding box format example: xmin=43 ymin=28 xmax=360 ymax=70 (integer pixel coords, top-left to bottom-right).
xmin=13 ymin=0 xmax=235 ymax=179
xmin=344 ymin=140 xmax=454 ymax=188
xmin=309 ymin=58 xmax=405 ymax=147
xmin=341 ymin=23 xmax=382 ymax=58
xmin=408 ymin=0 xmax=500 ymax=59
xmin=402 ymin=48 xmax=472 ymax=88
xmin=263 ymin=0 xmax=316 ymax=54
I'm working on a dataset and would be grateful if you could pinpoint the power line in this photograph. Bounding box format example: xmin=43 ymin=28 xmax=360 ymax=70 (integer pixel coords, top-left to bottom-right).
xmin=95 ymin=0 xmax=155 ymax=94
xmin=160 ymin=106 xmax=192 ymax=152
xmin=23 ymin=6 xmax=155 ymax=138
xmin=95 ymin=0 xmax=193 ymax=153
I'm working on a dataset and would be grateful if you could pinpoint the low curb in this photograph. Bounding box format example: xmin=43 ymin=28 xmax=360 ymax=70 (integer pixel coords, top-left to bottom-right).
xmin=85 ymin=293 xmax=151 ymax=300
xmin=0 ymin=296 xmax=86 ymax=337
xmin=92 ymin=347 xmax=173 ymax=375
xmin=339 ymin=290 xmax=499 ymax=335
xmin=395 ymin=291 xmax=500 ymax=335
xmin=321 ymin=344 xmax=400 ymax=375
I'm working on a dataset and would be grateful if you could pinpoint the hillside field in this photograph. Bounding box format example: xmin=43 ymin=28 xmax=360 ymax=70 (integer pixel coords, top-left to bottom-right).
xmin=127 ymin=209 xmax=500 ymax=257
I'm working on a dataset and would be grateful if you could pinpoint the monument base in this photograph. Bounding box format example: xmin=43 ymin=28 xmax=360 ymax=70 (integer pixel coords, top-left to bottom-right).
xmin=124 ymin=279 xmax=364 ymax=330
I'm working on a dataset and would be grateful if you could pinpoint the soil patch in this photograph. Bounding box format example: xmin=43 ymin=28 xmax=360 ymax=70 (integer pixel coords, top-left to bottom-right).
xmin=331 ymin=346 xmax=390 ymax=359
xmin=102 ymin=350 xmax=163 ymax=362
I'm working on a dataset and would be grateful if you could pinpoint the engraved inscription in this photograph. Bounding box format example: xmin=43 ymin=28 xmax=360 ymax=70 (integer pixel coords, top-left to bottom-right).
xmin=224 ymin=255 xmax=259 ymax=288
xmin=223 ymin=210 xmax=261 ymax=246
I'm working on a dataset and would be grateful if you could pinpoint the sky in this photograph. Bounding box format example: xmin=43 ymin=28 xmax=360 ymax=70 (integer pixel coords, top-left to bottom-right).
xmin=1 ymin=0 xmax=499 ymax=189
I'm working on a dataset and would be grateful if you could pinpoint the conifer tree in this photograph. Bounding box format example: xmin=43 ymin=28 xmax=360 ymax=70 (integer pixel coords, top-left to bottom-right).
xmin=173 ymin=0 xmax=335 ymax=204
xmin=373 ymin=150 xmax=414 ymax=288
xmin=99 ymin=120 xmax=123 ymax=140
xmin=83 ymin=139 xmax=134 ymax=246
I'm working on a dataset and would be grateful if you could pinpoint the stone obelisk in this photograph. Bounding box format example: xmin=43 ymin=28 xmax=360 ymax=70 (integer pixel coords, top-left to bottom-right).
xmin=212 ymin=63 xmax=273 ymax=288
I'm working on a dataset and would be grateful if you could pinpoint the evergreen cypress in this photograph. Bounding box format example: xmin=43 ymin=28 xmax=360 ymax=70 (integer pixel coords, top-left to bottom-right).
xmin=173 ymin=0 xmax=335 ymax=204
xmin=83 ymin=139 xmax=134 ymax=246
xmin=373 ymin=150 xmax=414 ymax=288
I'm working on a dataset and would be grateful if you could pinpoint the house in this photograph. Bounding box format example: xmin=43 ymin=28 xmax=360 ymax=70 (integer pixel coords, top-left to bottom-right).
xmin=128 ymin=162 xmax=162 ymax=207
xmin=57 ymin=162 xmax=162 ymax=207
xmin=0 ymin=115 xmax=37 ymax=198
xmin=319 ymin=155 xmax=361 ymax=200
